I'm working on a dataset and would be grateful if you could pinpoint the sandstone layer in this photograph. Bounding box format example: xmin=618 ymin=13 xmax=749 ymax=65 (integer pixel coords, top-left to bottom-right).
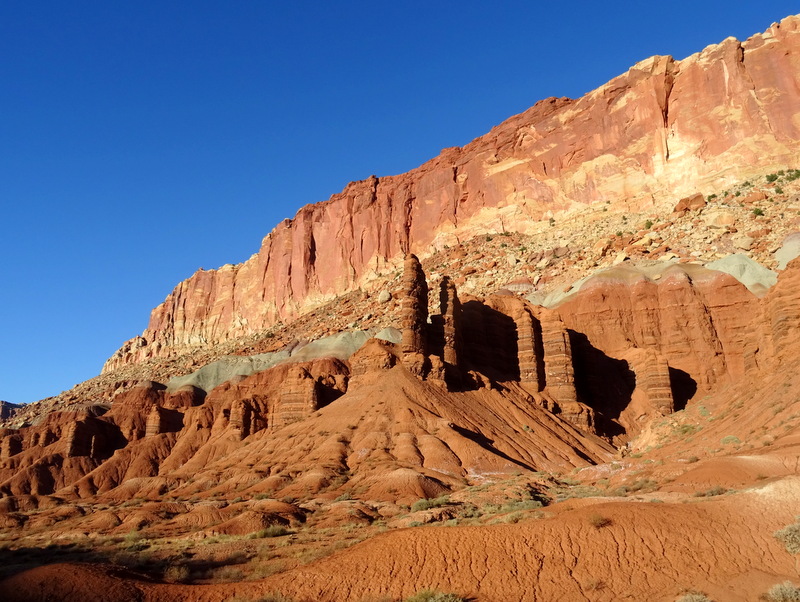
xmin=104 ymin=15 xmax=800 ymax=370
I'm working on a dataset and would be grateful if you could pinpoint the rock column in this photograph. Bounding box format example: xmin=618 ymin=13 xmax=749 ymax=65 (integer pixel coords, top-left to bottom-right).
xmin=628 ymin=349 xmax=675 ymax=415
xmin=230 ymin=399 xmax=252 ymax=439
xmin=65 ymin=421 xmax=91 ymax=457
xmin=515 ymin=308 xmax=545 ymax=391
xmin=276 ymin=367 xmax=320 ymax=426
xmin=439 ymin=276 xmax=461 ymax=371
xmin=145 ymin=406 xmax=162 ymax=437
xmin=540 ymin=311 xmax=578 ymax=406
xmin=401 ymin=254 xmax=429 ymax=375
xmin=0 ymin=434 xmax=22 ymax=459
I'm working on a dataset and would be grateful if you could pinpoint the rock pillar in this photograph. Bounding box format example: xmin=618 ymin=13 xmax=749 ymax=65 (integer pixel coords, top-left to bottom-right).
xmin=276 ymin=367 xmax=320 ymax=426
xmin=145 ymin=406 xmax=162 ymax=437
xmin=439 ymin=276 xmax=461 ymax=372
xmin=540 ymin=311 xmax=578 ymax=405
xmin=401 ymin=254 xmax=429 ymax=375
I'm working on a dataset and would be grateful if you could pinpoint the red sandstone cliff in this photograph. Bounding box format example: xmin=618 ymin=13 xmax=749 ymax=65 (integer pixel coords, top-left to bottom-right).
xmin=104 ymin=16 xmax=800 ymax=370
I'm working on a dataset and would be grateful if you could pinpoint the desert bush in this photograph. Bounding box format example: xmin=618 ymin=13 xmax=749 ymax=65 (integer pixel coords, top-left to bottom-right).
xmin=214 ymin=565 xmax=244 ymax=581
xmin=774 ymin=519 xmax=800 ymax=555
xmin=404 ymin=590 xmax=466 ymax=602
xmin=693 ymin=486 xmax=727 ymax=498
xmin=163 ymin=564 xmax=190 ymax=583
xmin=753 ymin=207 xmax=765 ymax=217
xmin=588 ymin=513 xmax=612 ymax=528
xmin=628 ymin=478 xmax=658 ymax=492
xmin=765 ymin=581 xmax=800 ymax=602
xmin=411 ymin=496 xmax=450 ymax=513
xmin=675 ymin=592 xmax=712 ymax=602
xmin=250 ymin=525 xmax=291 ymax=538
xmin=500 ymin=499 xmax=543 ymax=513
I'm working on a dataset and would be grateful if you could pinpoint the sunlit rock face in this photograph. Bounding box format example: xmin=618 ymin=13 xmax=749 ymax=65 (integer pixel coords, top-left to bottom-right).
xmin=103 ymin=16 xmax=800 ymax=371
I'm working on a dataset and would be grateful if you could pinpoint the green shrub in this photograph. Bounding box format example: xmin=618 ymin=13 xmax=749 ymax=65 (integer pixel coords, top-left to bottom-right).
xmin=767 ymin=173 xmax=780 ymax=183
xmin=765 ymin=581 xmax=800 ymax=602
xmin=411 ymin=495 xmax=450 ymax=513
xmin=752 ymin=207 xmax=765 ymax=217
xmin=645 ymin=219 xmax=654 ymax=229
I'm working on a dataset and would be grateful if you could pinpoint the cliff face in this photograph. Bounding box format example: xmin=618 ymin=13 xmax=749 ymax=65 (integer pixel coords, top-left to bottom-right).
xmin=105 ymin=16 xmax=800 ymax=371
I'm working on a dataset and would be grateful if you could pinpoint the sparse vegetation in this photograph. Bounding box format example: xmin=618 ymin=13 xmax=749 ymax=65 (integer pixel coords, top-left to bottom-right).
xmin=753 ymin=207 xmax=765 ymax=216
xmin=411 ymin=495 xmax=450 ymax=513
xmin=588 ymin=513 xmax=612 ymax=528
xmin=693 ymin=486 xmax=727 ymax=497
xmin=676 ymin=592 xmax=713 ymax=602
xmin=404 ymin=590 xmax=467 ymax=602
xmin=774 ymin=518 xmax=800 ymax=555
xmin=249 ymin=525 xmax=291 ymax=538
xmin=163 ymin=564 xmax=190 ymax=583
xmin=765 ymin=581 xmax=800 ymax=602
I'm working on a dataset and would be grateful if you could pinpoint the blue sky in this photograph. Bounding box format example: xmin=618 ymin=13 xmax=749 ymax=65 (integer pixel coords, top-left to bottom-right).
xmin=1 ymin=1 xmax=797 ymax=404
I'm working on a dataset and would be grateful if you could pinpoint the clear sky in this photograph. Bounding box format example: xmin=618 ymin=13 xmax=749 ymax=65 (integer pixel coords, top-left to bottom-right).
xmin=1 ymin=1 xmax=797 ymax=405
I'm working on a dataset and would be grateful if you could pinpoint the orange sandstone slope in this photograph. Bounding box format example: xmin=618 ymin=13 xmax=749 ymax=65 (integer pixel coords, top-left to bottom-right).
xmin=105 ymin=15 xmax=800 ymax=369
xmin=1 ymin=254 xmax=798 ymax=506
xmin=2 ymin=481 xmax=798 ymax=602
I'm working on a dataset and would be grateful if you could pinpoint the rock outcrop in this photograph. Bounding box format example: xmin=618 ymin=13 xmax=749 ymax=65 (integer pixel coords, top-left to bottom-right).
xmin=400 ymin=254 xmax=429 ymax=359
xmin=104 ymin=15 xmax=800 ymax=370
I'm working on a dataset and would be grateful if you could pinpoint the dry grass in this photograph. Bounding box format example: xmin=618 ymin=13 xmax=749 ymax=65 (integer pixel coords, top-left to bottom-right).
xmin=588 ymin=514 xmax=612 ymax=529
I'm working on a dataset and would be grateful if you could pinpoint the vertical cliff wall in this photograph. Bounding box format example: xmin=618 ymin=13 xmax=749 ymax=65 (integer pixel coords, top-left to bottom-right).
xmin=104 ymin=16 xmax=800 ymax=371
